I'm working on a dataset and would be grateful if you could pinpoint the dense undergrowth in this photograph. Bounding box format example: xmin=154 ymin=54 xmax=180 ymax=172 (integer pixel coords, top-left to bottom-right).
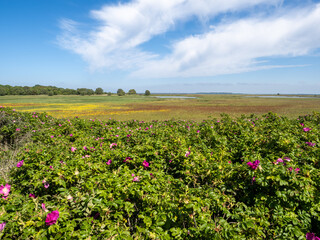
xmin=0 ymin=106 xmax=319 ymax=239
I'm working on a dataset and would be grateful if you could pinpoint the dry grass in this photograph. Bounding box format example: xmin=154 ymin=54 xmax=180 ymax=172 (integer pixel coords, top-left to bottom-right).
xmin=0 ymin=132 xmax=32 ymax=181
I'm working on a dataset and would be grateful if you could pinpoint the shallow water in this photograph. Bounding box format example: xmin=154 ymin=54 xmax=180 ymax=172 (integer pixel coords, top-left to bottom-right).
xmin=154 ymin=96 xmax=197 ymax=99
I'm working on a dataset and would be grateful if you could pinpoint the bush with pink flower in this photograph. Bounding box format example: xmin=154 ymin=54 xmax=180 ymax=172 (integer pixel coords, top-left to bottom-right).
xmin=0 ymin=108 xmax=319 ymax=239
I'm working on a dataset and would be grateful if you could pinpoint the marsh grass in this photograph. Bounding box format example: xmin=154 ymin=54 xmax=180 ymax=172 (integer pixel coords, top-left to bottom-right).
xmin=0 ymin=94 xmax=319 ymax=121
xmin=0 ymin=132 xmax=32 ymax=182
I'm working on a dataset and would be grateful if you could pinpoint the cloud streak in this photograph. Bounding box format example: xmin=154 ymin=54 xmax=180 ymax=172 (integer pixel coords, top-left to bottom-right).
xmin=57 ymin=0 xmax=320 ymax=78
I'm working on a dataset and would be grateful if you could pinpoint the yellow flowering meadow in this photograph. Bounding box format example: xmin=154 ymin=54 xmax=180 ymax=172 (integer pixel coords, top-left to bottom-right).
xmin=3 ymin=103 xmax=169 ymax=119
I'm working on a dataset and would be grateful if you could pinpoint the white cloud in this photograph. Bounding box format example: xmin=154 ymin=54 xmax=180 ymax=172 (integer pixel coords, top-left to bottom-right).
xmin=132 ymin=3 xmax=320 ymax=78
xmin=57 ymin=0 xmax=320 ymax=78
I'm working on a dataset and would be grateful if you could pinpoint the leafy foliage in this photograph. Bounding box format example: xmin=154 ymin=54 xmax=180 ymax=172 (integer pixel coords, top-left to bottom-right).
xmin=0 ymin=107 xmax=319 ymax=239
xmin=95 ymin=88 xmax=104 ymax=95
xmin=117 ymin=89 xmax=125 ymax=96
xmin=144 ymin=90 xmax=151 ymax=96
xmin=128 ymin=89 xmax=137 ymax=95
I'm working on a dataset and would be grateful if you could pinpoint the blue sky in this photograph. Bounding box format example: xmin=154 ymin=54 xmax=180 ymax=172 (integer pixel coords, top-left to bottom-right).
xmin=1 ymin=0 xmax=320 ymax=94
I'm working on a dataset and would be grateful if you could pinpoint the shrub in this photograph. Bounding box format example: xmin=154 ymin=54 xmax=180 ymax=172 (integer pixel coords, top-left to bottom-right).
xmin=0 ymin=108 xmax=319 ymax=239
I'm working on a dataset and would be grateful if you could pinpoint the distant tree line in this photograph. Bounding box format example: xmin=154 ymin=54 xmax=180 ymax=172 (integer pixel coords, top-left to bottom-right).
xmin=116 ymin=88 xmax=150 ymax=96
xmin=0 ymin=84 xmax=151 ymax=96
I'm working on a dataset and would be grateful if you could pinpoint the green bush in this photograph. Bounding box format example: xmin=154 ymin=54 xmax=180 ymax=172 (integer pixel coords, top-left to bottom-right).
xmin=0 ymin=107 xmax=319 ymax=239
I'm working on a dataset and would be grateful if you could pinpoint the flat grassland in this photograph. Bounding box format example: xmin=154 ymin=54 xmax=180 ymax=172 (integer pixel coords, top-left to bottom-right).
xmin=0 ymin=94 xmax=319 ymax=121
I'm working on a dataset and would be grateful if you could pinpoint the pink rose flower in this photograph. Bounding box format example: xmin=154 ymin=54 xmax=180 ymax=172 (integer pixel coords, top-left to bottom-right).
xmin=142 ymin=160 xmax=150 ymax=168
xmin=124 ymin=157 xmax=132 ymax=163
xmin=29 ymin=193 xmax=36 ymax=198
xmin=247 ymin=160 xmax=260 ymax=170
xmin=45 ymin=210 xmax=59 ymax=226
xmin=110 ymin=143 xmax=117 ymax=148
xmin=42 ymin=203 xmax=48 ymax=212
xmin=0 ymin=184 xmax=11 ymax=197
xmin=43 ymin=180 xmax=49 ymax=189
xmin=132 ymin=177 xmax=139 ymax=182
xmin=306 ymin=232 xmax=320 ymax=240
xmin=306 ymin=142 xmax=316 ymax=147
xmin=17 ymin=160 xmax=24 ymax=167
xmin=0 ymin=222 xmax=6 ymax=232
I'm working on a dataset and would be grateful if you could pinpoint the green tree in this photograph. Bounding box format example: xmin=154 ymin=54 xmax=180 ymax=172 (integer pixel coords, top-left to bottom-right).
xmin=0 ymin=87 xmax=7 ymax=96
xmin=128 ymin=89 xmax=136 ymax=95
xmin=144 ymin=90 xmax=151 ymax=96
xmin=87 ymin=89 xmax=94 ymax=95
xmin=95 ymin=87 xmax=104 ymax=95
xmin=117 ymin=89 xmax=125 ymax=96
xmin=77 ymin=88 xmax=94 ymax=96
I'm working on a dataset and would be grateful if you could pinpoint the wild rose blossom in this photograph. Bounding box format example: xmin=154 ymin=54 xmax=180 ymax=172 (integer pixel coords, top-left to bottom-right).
xmin=283 ymin=157 xmax=291 ymax=161
xmin=16 ymin=160 xmax=24 ymax=167
xmin=43 ymin=180 xmax=49 ymax=189
xmin=71 ymin=147 xmax=76 ymax=152
xmin=303 ymin=127 xmax=311 ymax=132
xmin=142 ymin=160 xmax=150 ymax=168
xmin=0 ymin=222 xmax=6 ymax=232
xmin=110 ymin=143 xmax=117 ymax=148
xmin=247 ymin=160 xmax=260 ymax=170
xmin=45 ymin=210 xmax=59 ymax=226
xmin=124 ymin=157 xmax=132 ymax=163
xmin=0 ymin=184 xmax=11 ymax=197
xmin=306 ymin=232 xmax=320 ymax=240
xmin=306 ymin=142 xmax=316 ymax=147
xmin=185 ymin=151 xmax=191 ymax=157
xmin=106 ymin=159 xmax=112 ymax=165
xmin=274 ymin=158 xmax=284 ymax=165
xmin=29 ymin=193 xmax=36 ymax=198
xmin=41 ymin=203 xmax=48 ymax=212
xmin=133 ymin=177 xmax=139 ymax=182
xmin=251 ymin=176 xmax=256 ymax=185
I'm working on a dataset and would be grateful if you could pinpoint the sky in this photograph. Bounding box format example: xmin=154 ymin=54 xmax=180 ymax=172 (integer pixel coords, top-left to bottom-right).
xmin=1 ymin=0 xmax=320 ymax=94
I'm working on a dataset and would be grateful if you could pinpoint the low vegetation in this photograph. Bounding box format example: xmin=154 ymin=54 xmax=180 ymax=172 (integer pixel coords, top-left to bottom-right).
xmin=0 ymin=107 xmax=319 ymax=239
xmin=1 ymin=94 xmax=320 ymax=121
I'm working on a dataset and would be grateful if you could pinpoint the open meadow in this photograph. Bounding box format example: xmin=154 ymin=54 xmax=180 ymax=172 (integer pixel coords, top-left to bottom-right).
xmin=0 ymin=94 xmax=320 ymax=121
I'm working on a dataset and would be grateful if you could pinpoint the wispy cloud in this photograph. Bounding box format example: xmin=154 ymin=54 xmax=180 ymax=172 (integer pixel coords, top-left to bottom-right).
xmin=57 ymin=0 xmax=320 ymax=78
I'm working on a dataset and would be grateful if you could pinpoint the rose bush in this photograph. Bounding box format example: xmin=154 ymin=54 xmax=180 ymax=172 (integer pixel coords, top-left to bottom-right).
xmin=0 ymin=107 xmax=319 ymax=239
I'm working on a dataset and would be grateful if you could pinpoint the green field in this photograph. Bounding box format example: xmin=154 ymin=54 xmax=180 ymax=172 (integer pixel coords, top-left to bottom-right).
xmin=0 ymin=94 xmax=319 ymax=121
